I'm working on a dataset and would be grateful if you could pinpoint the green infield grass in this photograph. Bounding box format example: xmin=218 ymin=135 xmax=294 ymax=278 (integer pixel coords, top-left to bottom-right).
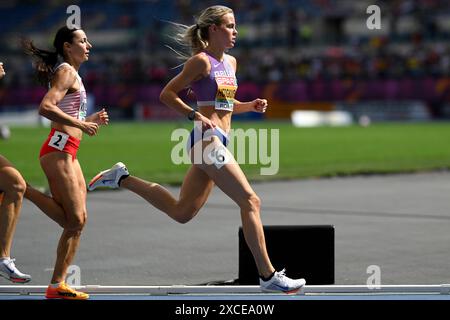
xmin=1 ymin=121 xmax=449 ymax=188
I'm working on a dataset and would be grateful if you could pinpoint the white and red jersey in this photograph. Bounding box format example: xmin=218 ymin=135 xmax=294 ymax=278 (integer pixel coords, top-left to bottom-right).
xmin=51 ymin=62 xmax=87 ymax=121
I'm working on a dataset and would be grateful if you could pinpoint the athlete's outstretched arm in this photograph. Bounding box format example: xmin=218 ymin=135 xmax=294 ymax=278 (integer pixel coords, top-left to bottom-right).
xmin=224 ymin=54 xmax=268 ymax=115
xmin=0 ymin=62 xmax=5 ymax=79
xmin=85 ymin=108 xmax=109 ymax=125
xmin=233 ymin=98 xmax=268 ymax=114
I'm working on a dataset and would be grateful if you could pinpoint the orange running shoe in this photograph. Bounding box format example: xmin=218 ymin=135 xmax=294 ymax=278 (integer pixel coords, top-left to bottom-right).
xmin=45 ymin=282 xmax=89 ymax=300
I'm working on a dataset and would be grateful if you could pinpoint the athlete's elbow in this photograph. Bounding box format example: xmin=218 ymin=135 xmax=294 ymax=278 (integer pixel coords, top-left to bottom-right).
xmin=38 ymin=102 xmax=51 ymax=117
xmin=159 ymin=90 xmax=168 ymax=104
xmin=159 ymin=89 xmax=174 ymax=106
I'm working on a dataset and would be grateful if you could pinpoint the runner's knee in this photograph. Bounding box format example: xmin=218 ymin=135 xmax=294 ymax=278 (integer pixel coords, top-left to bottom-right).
xmin=173 ymin=206 xmax=199 ymax=224
xmin=65 ymin=213 xmax=87 ymax=233
xmin=5 ymin=173 xmax=26 ymax=202
xmin=240 ymin=194 xmax=261 ymax=213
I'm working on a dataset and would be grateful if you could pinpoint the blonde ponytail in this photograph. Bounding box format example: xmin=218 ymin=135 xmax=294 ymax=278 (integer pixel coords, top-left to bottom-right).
xmin=167 ymin=5 xmax=233 ymax=59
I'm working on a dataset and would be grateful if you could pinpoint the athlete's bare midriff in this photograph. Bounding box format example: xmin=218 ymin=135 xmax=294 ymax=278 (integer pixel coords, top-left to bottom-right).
xmin=50 ymin=123 xmax=83 ymax=140
xmin=198 ymin=106 xmax=232 ymax=133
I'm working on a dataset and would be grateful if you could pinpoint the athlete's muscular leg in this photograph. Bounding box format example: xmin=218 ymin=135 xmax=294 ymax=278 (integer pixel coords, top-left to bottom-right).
xmin=40 ymin=153 xmax=86 ymax=284
xmin=0 ymin=155 xmax=26 ymax=258
xmin=196 ymin=138 xmax=275 ymax=278
xmin=120 ymin=165 xmax=215 ymax=223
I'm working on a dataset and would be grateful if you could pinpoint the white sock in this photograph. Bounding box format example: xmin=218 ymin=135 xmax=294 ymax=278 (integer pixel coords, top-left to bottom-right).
xmin=50 ymin=282 xmax=62 ymax=288
xmin=0 ymin=257 xmax=10 ymax=263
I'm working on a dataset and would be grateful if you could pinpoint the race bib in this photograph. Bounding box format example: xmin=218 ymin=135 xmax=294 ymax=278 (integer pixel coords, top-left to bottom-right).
xmin=78 ymin=93 xmax=87 ymax=121
xmin=207 ymin=145 xmax=230 ymax=169
xmin=49 ymin=131 xmax=69 ymax=151
xmin=215 ymin=76 xmax=237 ymax=112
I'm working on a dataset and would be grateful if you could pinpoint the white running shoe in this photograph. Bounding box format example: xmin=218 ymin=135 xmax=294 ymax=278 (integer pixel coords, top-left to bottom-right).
xmin=260 ymin=269 xmax=306 ymax=294
xmin=88 ymin=162 xmax=129 ymax=191
xmin=0 ymin=258 xmax=32 ymax=283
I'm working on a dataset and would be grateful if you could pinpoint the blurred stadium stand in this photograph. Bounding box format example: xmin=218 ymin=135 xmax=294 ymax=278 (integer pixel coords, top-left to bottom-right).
xmin=0 ymin=0 xmax=449 ymax=121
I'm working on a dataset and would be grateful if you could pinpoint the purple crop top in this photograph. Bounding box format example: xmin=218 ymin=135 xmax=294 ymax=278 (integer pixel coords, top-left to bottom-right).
xmin=190 ymin=51 xmax=238 ymax=112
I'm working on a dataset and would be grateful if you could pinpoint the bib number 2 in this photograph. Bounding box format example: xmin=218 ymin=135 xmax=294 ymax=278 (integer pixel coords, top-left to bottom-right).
xmin=49 ymin=131 xmax=69 ymax=151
